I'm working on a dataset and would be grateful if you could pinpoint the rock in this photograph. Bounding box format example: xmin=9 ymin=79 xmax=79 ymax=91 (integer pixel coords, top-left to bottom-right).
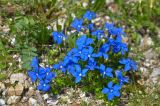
xmin=140 ymin=36 xmax=154 ymax=48
xmin=15 ymin=83 xmax=24 ymax=96
xmin=0 ymin=99 xmax=5 ymax=105
xmin=47 ymin=99 xmax=58 ymax=105
xmin=7 ymin=83 xmax=24 ymax=96
xmin=10 ymin=73 xmax=27 ymax=84
xmin=143 ymin=49 xmax=157 ymax=60
xmin=43 ymin=94 xmax=49 ymax=100
xmin=0 ymin=82 xmax=5 ymax=92
xmin=150 ymin=68 xmax=160 ymax=83
xmin=150 ymin=68 xmax=160 ymax=78
xmin=24 ymin=80 xmax=30 ymax=89
xmin=7 ymin=86 xmax=15 ymax=96
xmin=29 ymin=98 xmax=38 ymax=106
xmin=28 ymin=87 xmax=35 ymax=97
xmin=21 ymin=96 xmax=28 ymax=103
xmin=7 ymin=96 xmax=20 ymax=105
xmin=36 ymin=90 xmax=45 ymax=105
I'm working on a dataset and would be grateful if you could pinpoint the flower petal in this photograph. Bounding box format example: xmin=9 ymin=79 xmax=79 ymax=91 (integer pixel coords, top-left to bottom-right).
xmin=102 ymin=88 xmax=109 ymax=94
xmin=113 ymin=91 xmax=120 ymax=97
xmin=108 ymin=92 xmax=114 ymax=100
xmin=107 ymin=81 xmax=113 ymax=88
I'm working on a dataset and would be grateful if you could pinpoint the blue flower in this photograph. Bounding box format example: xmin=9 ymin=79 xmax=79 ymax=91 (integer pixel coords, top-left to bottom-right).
xmin=43 ymin=67 xmax=56 ymax=83
xmin=85 ymin=60 xmax=99 ymax=71
xmin=109 ymin=27 xmax=125 ymax=36
xmin=91 ymin=29 xmax=105 ymax=40
xmin=28 ymin=57 xmax=41 ymax=82
xmin=100 ymin=43 xmax=110 ymax=53
xmin=63 ymin=49 xmax=79 ymax=65
xmin=28 ymin=70 xmax=39 ymax=82
xmin=71 ymin=18 xmax=83 ymax=32
xmin=112 ymin=41 xmax=128 ymax=55
xmin=52 ymin=31 xmax=66 ymax=44
xmin=53 ymin=61 xmax=67 ymax=73
xmin=76 ymin=35 xmax=94 ymax=49
xmin=119 ymin=58 xmax=137 ymax=71
xmin=71 ymin=65 xmax=88 ymax=83
xmin=37 ymin=80 xmax=51 ymax=92
xmin=83 ymin=10 xmax=96 ymax=21
xmin=80 ymin=46 xmax=94 ymax=61
xmin=30 ymin=57 xmax=39 ymax=71
xmin=87 ymin=23 xmax=95 ymax=31
xmin=102 ymin=81 xmax=121 ymax=100
xmin=99 ymin=64 xmax=113 ymax=78
xmin=105 ymin=22 xmax=114 ymax=30
xmin=115 ymin=70 xmax=129 ymax=85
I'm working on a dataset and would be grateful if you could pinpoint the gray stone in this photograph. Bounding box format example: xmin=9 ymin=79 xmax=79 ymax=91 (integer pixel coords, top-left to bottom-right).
xmin=150 ymin=68 xmax=160 ymax=78
xmin=43 ymin=94 xmax=49 ymax=100
xmin=140 ymin=36 xmax=154 ymax=48
xmin=47 ymin=99 xmax=58 ymax=106
xmin=10 ymin=73 xmax=27 ymax=84
xmin=7 ymin=96 xmax=20 ymax=105
xmin=150 ymin=68 xmax=160 ymax=83
xmin=143 ymin=49 xmax=157 ymax=60
xmin=0 ymin=82 xmax=5 ymax=92
xmin=29 ymin=98 xmax=38 ymax=106
xmin=0 ymin=99 xmax=5 ymax=105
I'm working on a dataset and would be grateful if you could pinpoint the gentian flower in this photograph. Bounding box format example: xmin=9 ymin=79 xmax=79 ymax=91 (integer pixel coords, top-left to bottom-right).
xmin=28 ymin=57 xmax=40 ymax=82
xmin=100 ymin=43 xmax=110 ymax=53
xmin=63 ymin=49 xmax=79 ymax=65
xmin=102 ymin=81 xmax=121 ymax=100
xmin=43 ymin=67 xmax=56 ymax=83
xmin=71 ymin=65 xmax=88 ymax=83
xmin=80 ymin=46 xmax=94 ymax=61
xmin=83 ymin=10 xmax=96 ymax=21
xmin=30 ymin=57 xmax=39 ymax=70
xmin=28 ymin=70 xmax=39 ymax=82
xmin=109 ymin=27 xmax=125 ymax=36
xmin=99 ymin=64 xmax=113 ymax=78
xmin=53 ymin=61 xmax=67 ymax=73
xmin=87 ymin=23 xmax=95 ymax=31
xmin=115 ymin=70 xmax=129 ymax=85
xmin=119 ymin=58 xmax=137 ymax=71
xmin=112 ymin=41 xmax=128 ymax=55
xmin=85 ymin=60 xmax=99 ymax=71
xmin=105 ymin=22 xmax=114 ymax=30
xmin=71 ymin=18 xmax=83 ymax=32
xmin=76 ymin=35 xmax=94 ymax=49
xmin=37 ymin=80 xmax=51 ymax=92
xmin=91 ymin=29 xmax=105 ymax=40
xmin=52 ymin=31 xmax=66 ymax=44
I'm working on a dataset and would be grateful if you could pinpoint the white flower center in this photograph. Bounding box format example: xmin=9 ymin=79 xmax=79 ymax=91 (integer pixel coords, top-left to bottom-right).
xmin=43 ymin=84 xmax=46 ymax=86
xmin=88 ymin=55 xmax=91 ymax=57
xmin=78 ymin=25 xmax=81 ymax=28
xmin=60 ymin=66 xmax=63 ymax=68
xmin=110 ymin=89 xmax=113 ymax=92
xmin=79 ymin=73 xmax=82 ymax=76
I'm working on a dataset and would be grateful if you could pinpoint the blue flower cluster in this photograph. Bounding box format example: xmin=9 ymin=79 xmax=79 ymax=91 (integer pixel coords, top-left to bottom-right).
xmin=28 ymin=57 xmax=56 ymax=92
xmin=52 ymin=10 xmax=137 ymax=100
xmin=28 ymin=10 xmax=137 ymax=101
